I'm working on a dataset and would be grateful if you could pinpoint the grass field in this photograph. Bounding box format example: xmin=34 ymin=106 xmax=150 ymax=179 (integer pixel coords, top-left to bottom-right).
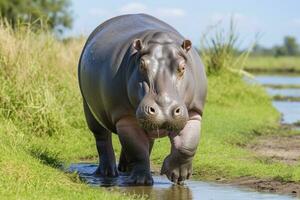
xmin=1 ymin=23 xmax=299 ymax=199
xmin=245 ymin=56 xmax=300 ymax=73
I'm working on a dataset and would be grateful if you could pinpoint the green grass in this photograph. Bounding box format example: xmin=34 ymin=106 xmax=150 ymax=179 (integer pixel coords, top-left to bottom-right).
xmin=1 ymin=22 xmax=300 ymax=199
xmin=0 ymin=23 xmax=141 ymax=200
xmin=272 ymin=95 xmax=300 ymax=102
xmin=245 ymin=56 xmax=300 ymax=73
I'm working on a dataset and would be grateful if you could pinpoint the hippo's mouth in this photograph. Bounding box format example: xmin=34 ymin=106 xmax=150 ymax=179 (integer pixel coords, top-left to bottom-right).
xmin=138 ymin=118 xmax=184 ymax=132
xmin=146 ymin=129 xmax=170 ymax=139
xmin=137 ymin=118 xmax=185 ymax=139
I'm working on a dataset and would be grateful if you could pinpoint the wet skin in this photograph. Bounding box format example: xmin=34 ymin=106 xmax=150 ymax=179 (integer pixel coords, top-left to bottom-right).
xmin=78 ymin=14 xmax=207 ymax=185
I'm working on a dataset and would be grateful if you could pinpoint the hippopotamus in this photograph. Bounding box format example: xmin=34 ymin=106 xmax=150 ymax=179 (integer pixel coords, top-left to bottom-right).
xmin=78 ymin=14 xmax=207 ymax=185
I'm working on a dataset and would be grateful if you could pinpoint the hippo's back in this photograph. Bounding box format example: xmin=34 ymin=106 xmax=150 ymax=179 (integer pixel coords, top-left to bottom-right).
xmin=79 ymin=14 xmax=182 ymax=76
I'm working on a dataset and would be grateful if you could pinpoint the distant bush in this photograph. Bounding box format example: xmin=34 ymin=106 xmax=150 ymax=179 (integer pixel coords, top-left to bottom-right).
xmin=0 ymin=0 xmax=73 ymax=33
xmin=252 ymin=36 xmax=300 ymax=57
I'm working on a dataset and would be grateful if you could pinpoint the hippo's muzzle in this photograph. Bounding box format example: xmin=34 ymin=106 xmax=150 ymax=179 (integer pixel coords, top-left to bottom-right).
xmin=136 ymin=94 xmax=188 ymax=133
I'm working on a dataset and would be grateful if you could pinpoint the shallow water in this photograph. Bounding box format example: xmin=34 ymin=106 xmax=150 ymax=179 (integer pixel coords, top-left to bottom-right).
xmin=254 ymin=74 xmax=300 ymax=125
xmin=68 ymin=163 xmax=295 ymax=200
xmin=255 ymin=75 xmax=300 ymax=85
xmin=272 ymin=101 xmax=300 ymax=124
xmin=266 ymin=88 xmax=300 ymax=97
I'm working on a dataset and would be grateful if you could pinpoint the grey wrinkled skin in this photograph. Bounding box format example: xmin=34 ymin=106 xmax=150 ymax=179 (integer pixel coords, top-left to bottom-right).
xmin=78 ymin=14 xmax=207 ymax=185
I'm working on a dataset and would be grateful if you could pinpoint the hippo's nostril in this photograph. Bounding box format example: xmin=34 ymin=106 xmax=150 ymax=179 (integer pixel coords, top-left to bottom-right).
xmin=149 ymin=106 xmax=156 ymax=115
xmin=173 ymin=107 xmax=181 ymax=116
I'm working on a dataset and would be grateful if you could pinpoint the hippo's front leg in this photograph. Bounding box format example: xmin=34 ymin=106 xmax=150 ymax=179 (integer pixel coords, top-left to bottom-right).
xmin=161 ymin=112 xmax=201 ymax=184
xmin=116 ymin=117 xmax=153 ymax=185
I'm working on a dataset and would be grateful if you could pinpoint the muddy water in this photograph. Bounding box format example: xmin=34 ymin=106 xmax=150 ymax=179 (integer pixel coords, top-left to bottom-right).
xmin=68 ymin=163 xmax=295 ymax=200
xmin=254 ymin=74 xmax=300 ymax=125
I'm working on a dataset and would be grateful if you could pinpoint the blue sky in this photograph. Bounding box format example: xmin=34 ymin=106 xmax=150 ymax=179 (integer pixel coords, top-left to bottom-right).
xmin=68 ymin=0 xmax=300 ymax=48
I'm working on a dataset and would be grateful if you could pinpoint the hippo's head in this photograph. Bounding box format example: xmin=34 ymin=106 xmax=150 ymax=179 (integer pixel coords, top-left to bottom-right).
xmin=127 ymin=32 xmax=193 ymax=133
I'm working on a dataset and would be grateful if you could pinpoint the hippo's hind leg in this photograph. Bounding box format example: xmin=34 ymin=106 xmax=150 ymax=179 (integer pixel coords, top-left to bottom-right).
xmin=83 ymin=100 xmax=118 ymax=177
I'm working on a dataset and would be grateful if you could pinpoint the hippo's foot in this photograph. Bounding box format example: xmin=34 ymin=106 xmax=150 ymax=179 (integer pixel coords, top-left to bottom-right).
xmin=124 ymin=164 xmax=153 ymax=185
xmin=161 ymin=154 xmax=192 ymax=184
xmin=94 ymin=159 xmax=118 ymax=177
xmin=118 ymin=149 xmax=131 ymax=173
xmin=118 ymin=160 xmax=130 ymax=173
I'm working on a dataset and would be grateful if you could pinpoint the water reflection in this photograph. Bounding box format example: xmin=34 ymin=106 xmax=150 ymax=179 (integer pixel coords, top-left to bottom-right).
xmin=115 ymin=184 xmax=193 ymax=200
xmin=68 ymin=163 xmax=295 ymax=200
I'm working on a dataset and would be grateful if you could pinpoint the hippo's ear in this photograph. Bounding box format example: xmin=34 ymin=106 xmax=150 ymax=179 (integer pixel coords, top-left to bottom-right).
xmin=132 ymin=39 xmax=143 ymax=51
xmin=181 ymin=39 xmax=192 ymax=52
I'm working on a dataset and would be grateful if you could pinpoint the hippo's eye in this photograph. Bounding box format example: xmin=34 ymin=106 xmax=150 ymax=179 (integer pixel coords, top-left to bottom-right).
xmin=177 ymin=62 xmax=186 ymax=77
xmin=139 ymin=58 xmax=147 ymax=73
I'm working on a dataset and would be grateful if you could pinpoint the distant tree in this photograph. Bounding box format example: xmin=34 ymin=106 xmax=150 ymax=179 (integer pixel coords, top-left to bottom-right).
xmin=251 ymin=36 xmax=300 ymax=57
xmin=283 ymin=36 xmax=299 ymax=56
xmin=0 ymin=0 xmax=73 ymax=33
xmin=273 ymin=45 xmax=287 ymax=57
xmin=252 ymin=44 xmax=276 ymax=56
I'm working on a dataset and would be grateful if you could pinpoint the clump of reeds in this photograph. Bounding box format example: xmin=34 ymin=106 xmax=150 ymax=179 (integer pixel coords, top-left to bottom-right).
xmin=200 ymin=18 xmax=253 ymax=77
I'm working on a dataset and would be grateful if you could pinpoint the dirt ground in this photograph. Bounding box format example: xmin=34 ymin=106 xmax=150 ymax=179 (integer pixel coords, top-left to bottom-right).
xmin=249 ymin=135 xmax=300 ymax=165
xmin=228 ymin=177 xmax=300 ymax=197
xmin=230 ymin=134 xmax=300 ymax=197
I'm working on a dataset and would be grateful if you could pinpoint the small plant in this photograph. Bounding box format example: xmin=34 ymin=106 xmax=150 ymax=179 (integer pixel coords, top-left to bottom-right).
xmin=200 ymin=18 xmax=253 ymax=77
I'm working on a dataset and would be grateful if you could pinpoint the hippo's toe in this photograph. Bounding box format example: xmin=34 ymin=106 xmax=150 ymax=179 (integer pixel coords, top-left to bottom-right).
xmin=124 ymin=168 xmax=153 ymax=186
xmin=94 ymin=162 xmax=118 ymax=177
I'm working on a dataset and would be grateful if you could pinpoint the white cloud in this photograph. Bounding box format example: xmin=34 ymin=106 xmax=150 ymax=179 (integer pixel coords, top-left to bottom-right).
xmin=156 ymin=8 xmax=186 ymax=18
xmin=118 ymin=2 xmax=185 ymax=18
xmin=88 ymin=8 xmax=109 ymax=17
xmin=208 ymin=12 xmax=261 ymax=33
xmin=119 ymin=3 xmax=147 ymax=14
xmin=290 ymin=18 xmax=300 ymax=27
xmin=86 ymin=2 xmax=186 ymax=20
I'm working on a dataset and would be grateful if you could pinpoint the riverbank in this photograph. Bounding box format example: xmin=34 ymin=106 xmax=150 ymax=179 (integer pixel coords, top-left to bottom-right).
xmin=149 ymin=72 xmax=300 ymax=196
xmin=226 ymin=132 xmax=300 ymax=196
xmin=0 ymin=25 xmax=299 ymax=199
xmin=245 ymin=56 xmax=300 ymax=74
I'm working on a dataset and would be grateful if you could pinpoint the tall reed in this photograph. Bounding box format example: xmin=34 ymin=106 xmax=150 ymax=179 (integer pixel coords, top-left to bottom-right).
xmin=200 ymin=19 xmax=253 ymax=77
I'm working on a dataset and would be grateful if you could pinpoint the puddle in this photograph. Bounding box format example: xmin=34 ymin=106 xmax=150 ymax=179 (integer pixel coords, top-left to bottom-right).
xmin=253 ymin=74 xmax=300 ymax=125
xmin=68 ymin=163 xmax=296 ymax=200
xmin=272 ymin=101 xmax=300 ymax=124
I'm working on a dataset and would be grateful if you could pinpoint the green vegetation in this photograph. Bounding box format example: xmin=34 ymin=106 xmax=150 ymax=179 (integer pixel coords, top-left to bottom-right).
xmin=272 ymin=95 xmax=300 ymax=102
xmin=293 ymin=121 xmax=300 ymax=126
xmin=246 ymin=35 xmax=300 ymax=73
xmin=200 ymin=20 xmax=251 ymax=77
xmin=0 ymin=23 xmax=139 ymax=200
xmin=0 ymin=0 xmax=72 ymax=32
xmin=1 ymin=21 xmax=299 ymax=200
xmin=252 ymin=36 xmax=300 ymax=57
xmin=262 ymin=83 xmax=300 ymax=89
xmin=245 ymin=56 xmax=300 ymax=73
